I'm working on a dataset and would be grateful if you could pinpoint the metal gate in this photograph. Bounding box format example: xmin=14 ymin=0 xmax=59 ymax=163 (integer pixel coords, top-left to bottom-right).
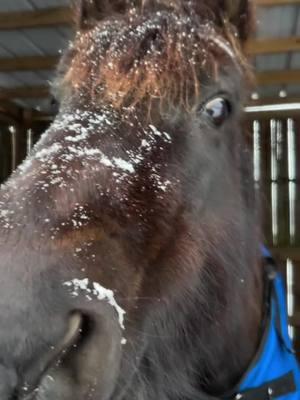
xmin=0 ymin=116 xmax=49 ymax=185
xmin=246 ymin=107 xmax=300 ymax=356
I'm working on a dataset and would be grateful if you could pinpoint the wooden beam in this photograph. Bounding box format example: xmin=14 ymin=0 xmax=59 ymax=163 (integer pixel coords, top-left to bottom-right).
xmin=256 ymin=0 xmax=300 ymax=5
xmin=31 ymin=111 xmax=55 ymax=122
xmin=256 ymin=69 xmax=300 ymax=85
xmin=248 ymin=96 xmax=300 ymax=105
xmin=0 ymin=86 xmax=50 ymax=99
xmin=246 ymin=36 xmax=300 ymax=55
xmin=0 ymin=7 xmax=73 ymax=30
xmin=270 ymin=247 xmax=300 ymax=262
xmin=0 ymin=100 xmax=22 ymax=120
xmin=289 ymin=314 xmax=300 ymax=328
xmin=0 ymin=56 xmax=59 ymax=72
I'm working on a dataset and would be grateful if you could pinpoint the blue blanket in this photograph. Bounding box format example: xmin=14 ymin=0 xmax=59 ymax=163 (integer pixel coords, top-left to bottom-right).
xmin=229 ymin=248 xmax=300 ymax=399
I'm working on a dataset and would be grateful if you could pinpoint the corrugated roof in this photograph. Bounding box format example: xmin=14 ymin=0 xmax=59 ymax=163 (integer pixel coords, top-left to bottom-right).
xmin=0 ymin=0 xmax=70 ymax=12
xmin=0 ymin=0 xmax=72 ymax=112
xmin=254 ymin=3 xmax=300 ymax=99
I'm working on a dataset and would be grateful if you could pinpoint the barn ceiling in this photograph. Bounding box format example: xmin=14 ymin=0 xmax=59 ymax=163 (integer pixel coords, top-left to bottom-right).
xmin=0 ymin=0 xmax=299 ymax=115
xmin=254 ymin=1 xmax=300 ymax=99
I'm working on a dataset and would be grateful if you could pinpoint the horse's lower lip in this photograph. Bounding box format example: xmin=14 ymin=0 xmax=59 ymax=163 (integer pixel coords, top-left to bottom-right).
xmin=21 ymin=313 xmax=83 ymax=398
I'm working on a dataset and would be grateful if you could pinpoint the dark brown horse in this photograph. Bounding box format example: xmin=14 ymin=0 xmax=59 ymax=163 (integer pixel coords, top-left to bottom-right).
xmin=0 ymin=1 xmax=263 ymax=399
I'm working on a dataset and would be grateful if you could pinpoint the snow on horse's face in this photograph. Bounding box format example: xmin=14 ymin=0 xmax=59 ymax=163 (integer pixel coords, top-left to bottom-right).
xmin=0 ymin=1 xmax=254 ymax=399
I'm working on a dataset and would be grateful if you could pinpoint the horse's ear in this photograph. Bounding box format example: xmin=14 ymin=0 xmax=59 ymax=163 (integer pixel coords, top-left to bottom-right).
xmin=220 ymin=0 xmax=254 ymax=41
xmin=73 ymin=0 xmax=127 ymax=30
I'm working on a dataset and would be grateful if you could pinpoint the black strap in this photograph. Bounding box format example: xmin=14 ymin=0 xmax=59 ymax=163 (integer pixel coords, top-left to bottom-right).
xmin=232 ymin=372 xmax=296 ymax=400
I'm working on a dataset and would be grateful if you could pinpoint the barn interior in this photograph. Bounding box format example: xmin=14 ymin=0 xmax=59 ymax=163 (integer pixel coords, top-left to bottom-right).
xmin=0 ymin=0 xmax=299 ymax=356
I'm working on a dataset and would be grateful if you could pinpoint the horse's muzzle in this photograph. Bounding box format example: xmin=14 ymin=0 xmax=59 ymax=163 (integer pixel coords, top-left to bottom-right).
xmin=0 ymin=307 xmax=122 ymax=400
xmin=0 ymin=313 xmax=81 ymax=399
xmin=22 ymin=312 xmax=82 ymax=398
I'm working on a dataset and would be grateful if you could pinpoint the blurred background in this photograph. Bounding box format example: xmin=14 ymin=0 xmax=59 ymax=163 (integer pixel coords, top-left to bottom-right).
xmin=0 ymin=0 xmax=299 ymax=355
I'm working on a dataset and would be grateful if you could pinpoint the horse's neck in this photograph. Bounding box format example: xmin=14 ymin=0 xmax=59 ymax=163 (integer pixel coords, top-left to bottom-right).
xmin=138 ymin=253 xmax=263 ymax=400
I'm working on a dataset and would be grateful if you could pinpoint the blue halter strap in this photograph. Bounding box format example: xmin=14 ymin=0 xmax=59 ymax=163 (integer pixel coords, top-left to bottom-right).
xmin=224 ymin=247 xmax=300 ymax=400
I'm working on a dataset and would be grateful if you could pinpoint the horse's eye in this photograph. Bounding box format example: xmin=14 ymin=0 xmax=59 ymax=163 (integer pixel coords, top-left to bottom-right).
xmin=202 ymin=97 xmax=232 ymax=127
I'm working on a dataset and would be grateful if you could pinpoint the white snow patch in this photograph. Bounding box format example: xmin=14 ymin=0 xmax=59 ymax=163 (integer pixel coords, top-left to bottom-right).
xmin=113 ymin=158 xmax=135 ymax=173
xmin=158 ymin=179 xmax=171 ymax=192
xmin=63 ymin=278 xmax=126 ymax=330
xmin=141 ymin=139 xmax=150 ymax=148
xmin=35 ymin=143 xmax=63 ymax=161
xmin=149 ymin=125 xmax=171 ymax=142
xmin=65 ymin=127 xmax=89 ymax=142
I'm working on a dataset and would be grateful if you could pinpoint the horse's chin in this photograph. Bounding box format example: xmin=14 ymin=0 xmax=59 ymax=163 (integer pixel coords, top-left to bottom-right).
xmin=24 ymin=311 xmax=123 ymax=400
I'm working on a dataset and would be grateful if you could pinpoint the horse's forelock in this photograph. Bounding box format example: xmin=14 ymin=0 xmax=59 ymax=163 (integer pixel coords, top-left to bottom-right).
xmin=58 ymin=6 xmax=251 ymax=112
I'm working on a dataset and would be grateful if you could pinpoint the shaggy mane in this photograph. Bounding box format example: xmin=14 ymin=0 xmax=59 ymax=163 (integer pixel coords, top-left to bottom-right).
xmin=59 ymin=2 xmax=251 ymax=110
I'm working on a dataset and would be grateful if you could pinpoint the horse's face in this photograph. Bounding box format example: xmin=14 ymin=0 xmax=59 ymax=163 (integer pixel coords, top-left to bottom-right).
xmin=0 ymin=1 xmax=254 ymax=399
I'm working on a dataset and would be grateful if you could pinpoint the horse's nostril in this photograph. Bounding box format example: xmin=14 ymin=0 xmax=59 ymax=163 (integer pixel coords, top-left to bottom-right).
xmin=58 ymin=312 xmax=83 ymax=355
xmin=21 ymin=312 xmax=83 ymax=397
xmin=42 ymin=312 xmax=83 ymax=372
